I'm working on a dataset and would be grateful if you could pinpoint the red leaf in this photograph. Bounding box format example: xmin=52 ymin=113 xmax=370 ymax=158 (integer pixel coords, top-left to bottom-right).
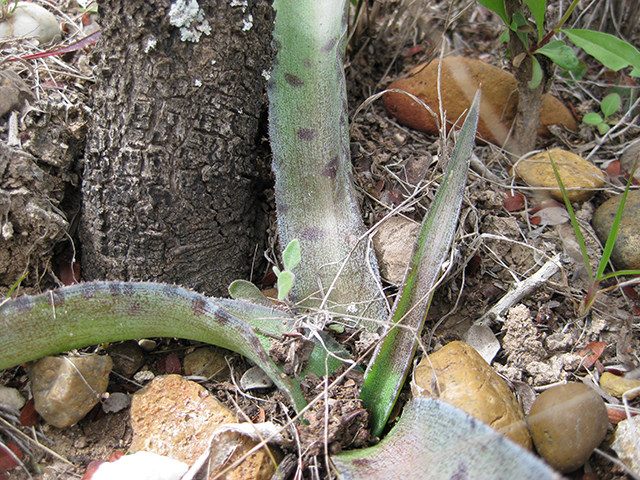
xmin=81 ymin=12 xmax=93 ymax=26
xmin=159 ymin=353 xmax=181 ymax=374
xmin=577 ymin=341 xmax=606 ymax=369
xmin=465 ymin=254 xmax=482 ymax=276
xmin=109 ymin=451 xmax=125 ymax=462
xmin=403 ymin=45 xmax=423 ymax=57
xmin=82 ymin=460 xmax=105 ymax=480
xmin=6 ymin=31 xmax=101 ymax=62
xmin=622 ymin=285 xmax=638 ymax=299
xmin=0 ymin=443 xmax=23 ymax=473
xmin=607 ymin=407 xmax=628 ymax=425
xmin=262 ymin=270 xmax=277 ymax=287
xmin=19 ymin=398 xmax=39 ymax=427
xmin=604 ymin=160 xmax=621 ymax=177
xmin=624 ymin=173 xmax=640 ymax=186
xmin=503 ymin=191 xmax=525 ymax=212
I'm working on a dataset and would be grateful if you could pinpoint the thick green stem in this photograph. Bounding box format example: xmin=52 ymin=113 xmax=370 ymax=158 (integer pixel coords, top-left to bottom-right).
xmin=0 ymin=282 xmax=323 ymax=411
xmin=269 ymin=0 xmax=388 ymax=328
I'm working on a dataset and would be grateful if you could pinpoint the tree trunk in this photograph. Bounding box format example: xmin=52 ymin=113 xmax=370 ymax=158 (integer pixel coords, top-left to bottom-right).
xmin=503 ymin=0 xmax=552 ymax=157
xmin=81 ymin=0 xmax=273 ymax=296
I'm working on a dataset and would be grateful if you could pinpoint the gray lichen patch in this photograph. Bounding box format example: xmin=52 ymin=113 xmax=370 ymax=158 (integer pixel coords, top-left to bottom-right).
xmin=168 ymin=0 xmax=211 ymax=42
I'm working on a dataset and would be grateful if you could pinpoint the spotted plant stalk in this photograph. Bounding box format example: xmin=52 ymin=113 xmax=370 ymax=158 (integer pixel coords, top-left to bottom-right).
xmin=0 ymin=282 xmax=352 ymax=412
xmin=269 ymin=0 xmax=388 ymax=327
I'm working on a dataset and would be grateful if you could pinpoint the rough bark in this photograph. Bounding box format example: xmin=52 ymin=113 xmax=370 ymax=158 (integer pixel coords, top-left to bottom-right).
xmin=504 ymin=0 xmax=552 ymax=157
xmin=81 ymin=0 xmax=273 ymax=296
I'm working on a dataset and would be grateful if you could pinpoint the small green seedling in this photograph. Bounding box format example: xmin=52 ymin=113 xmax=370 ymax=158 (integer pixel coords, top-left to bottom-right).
xmin=548 ymin=151 xmax=640 ymax=316
xmin=478 ymin=0 xmax=640 ymax=89
xmin=273 ymin=239 xmax=301 ymax=300
xmin=1 ymin=271 xmax=26 ymax=303
xmin=582 ymin=93 xmax=621 ymax=135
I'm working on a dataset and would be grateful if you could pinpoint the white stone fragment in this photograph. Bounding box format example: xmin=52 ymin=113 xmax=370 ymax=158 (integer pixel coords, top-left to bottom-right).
xmin=90 ymin=451 xmax=188 ymax=480
xmin=144 ymin=37 xmax=157 ymax=53
xmin=0 ymin=2 xmax=61 ymax=44
xmin=240 ymin=365 xmax=274 ymax=391
xmin=0 ymin=385 xmax=26 ymax=410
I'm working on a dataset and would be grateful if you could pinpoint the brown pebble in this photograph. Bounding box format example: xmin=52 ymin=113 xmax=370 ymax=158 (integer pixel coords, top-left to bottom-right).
xmin=514 ymin=149 xmax=605 ymax=202
xmin=527 ymin=383 xmax=608 ymax=473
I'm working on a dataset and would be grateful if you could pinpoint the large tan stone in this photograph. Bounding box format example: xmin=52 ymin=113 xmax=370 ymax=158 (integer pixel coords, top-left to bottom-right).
xmin=514 ymin=149 xmax=605 ymax=202
xmin=412 ymin=341 xmax=531 ymax=449
xmin=528 ymin=383 xmax=608 ymax=473
xmin=129 ymin=374 xmax=236 ymax=464
xmin=129 ymin=375 xmax=281 ymax=480
xmin=383 ymin=57 xmax=578 ymax=146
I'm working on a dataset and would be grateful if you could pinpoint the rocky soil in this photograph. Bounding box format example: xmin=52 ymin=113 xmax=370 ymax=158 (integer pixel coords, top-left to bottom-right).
xmin=1 ymin=1 xmax=640 ymax=479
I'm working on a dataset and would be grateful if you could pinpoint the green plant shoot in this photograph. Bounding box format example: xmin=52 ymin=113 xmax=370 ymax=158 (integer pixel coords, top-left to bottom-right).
xmin=272 ymin=239 xmax=301 ymax=300
xmin=478 ymin=0 xmax=640 ymax=89
xmin=583 ymin=93 xmax=621 ymax=135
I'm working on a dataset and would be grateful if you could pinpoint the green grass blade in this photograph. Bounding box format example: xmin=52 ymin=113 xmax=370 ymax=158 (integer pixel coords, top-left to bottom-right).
xmin=599 ymin=270 xmax=640 ymax=281
xmin=597 ymin=166 xmax=637 ymax=279
xmin=360 ymin=90 xmax=481 ymax=438
xmin=547 ymin=151 xmax=594 ymax=283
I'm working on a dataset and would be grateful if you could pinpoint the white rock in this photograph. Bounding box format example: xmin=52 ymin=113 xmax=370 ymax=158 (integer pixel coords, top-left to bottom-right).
xmin=240 ymin=365 xmax=274 ymax=390
xmin=373 ymin=216 xmax=420 ymax=285
xmin=0 ymin=2 xmax=61 ymax=44
xmin=90 ymin=451 xmax=188 ymax=480
xmin=611 ymin=416 xmax=640 ymax=476
xmin=0 ymin=385 xmax=26 ymax=410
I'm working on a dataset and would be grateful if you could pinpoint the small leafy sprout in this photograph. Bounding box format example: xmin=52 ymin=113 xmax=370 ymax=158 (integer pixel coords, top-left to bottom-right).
xmin=1 ymin=270 xmax=26 ymax=304
xmin=548 ymin=151 xmax=640 ymax=316
xmin=582 ymin=93 xmax=621 ymax=135
xmin=273 ymin=239 xmax=301 ymax=300
xmin=478 ymin=0 xmax=640 ymax=90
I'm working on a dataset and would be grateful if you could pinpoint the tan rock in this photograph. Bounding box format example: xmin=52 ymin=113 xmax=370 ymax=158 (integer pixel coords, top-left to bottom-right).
xmin=383 ymin=57 xmax=578 ymax=146
xmin=205 ymin=427 xmax=284 ymax=480
xmin=411 ymin=341 xmax=531 ymax=449
xmin=0 ymin=70 xmax=35 ymax=118
xmin=600 ymin=371 xmax=640 ymax=399
xmin=515 ymin=149 xmax=605 ymax=202
xmin=373 ymin=216 xmax=420 ymax=284
xmin=29 ymin=354 xmax=112 ymax=428
xmin=129 ymin=375 xmax=280 ymax=479
xmin=130 ymin=374 xmax=236 ymax=464
xmin=592 ymin=189 xmax=640 ymax=270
